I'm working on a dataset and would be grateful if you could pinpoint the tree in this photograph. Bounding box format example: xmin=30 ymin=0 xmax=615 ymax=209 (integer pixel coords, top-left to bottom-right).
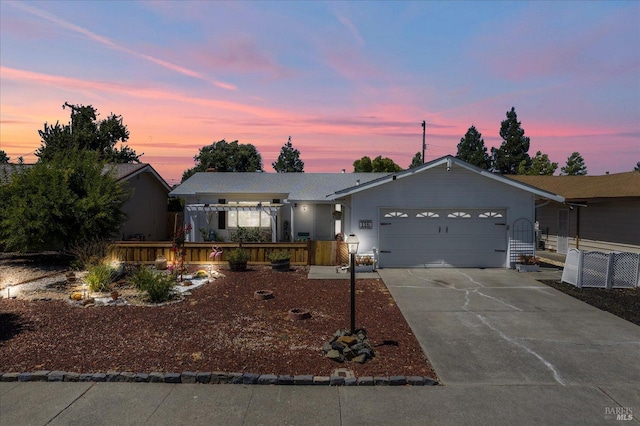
xmin=456 ymin=125 xmax=491 ymax=169
xmin=35 ymin=102 xmax=141 ymax=164
xmin=0 ymin=150 xmax=9 ymax=163
xmin=408 ymin=152 xmax=423 ymax=169
xmin=634 ymin=162 xmax=640 ymax=172
xmin=182 ymin=139 xmax=263 ymax=181
xmin=353 ymin=155 xmax=402 ymax=173
xmin=0 ymin=150 xmax=131 ymax=252
xmin=272 ymin=136 xmax=304 ymax=172
xmin=491 ymin=107 xmax=531 ymax=174
xmin=561 ymin=152 xmax=587 ymax=175
xmin=517 ymin=151 xmax=558 ymax=175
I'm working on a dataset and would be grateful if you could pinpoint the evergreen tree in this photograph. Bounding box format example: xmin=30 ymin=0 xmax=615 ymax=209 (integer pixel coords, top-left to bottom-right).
xmin=634 ymin=161 xmax=639 ymax=172
xmin=0 ymin=150 xmax=8 ymax=164
xmin=35 ymin=103 xmax=141 ymax=164
xmin=561 ymin=152 xmax=588 ymax=175
xmin=456 ymin=125 xmax=491 ymax=169
xmin=272 ymin=136 xmax=304 ymax=172
xmin=518 ymin=151 xmax=558 ymax=175
xmin=0 ymin=150 xmax=130 ymax=251
xmin=408 ymin=152 xmax=423 ymax=169
xmin=491 ymin=107 xmax=531 ymax=174
xmin=353 ymin=155 xmax=402 ymax=172
xmin=182 ymin=139 xmax=263 ymax=181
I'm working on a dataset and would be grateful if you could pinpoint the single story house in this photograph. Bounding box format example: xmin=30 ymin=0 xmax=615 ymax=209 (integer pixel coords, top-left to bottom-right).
xmin=511 ymin=172 xmax=640 ymax=254
xmin=169 ymin=155 xmax=564 ymax=268
xmin=0 ymin=162 xmax=171 ymax=242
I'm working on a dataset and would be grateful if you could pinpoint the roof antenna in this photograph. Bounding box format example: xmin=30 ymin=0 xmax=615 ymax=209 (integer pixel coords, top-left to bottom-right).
xmin=421 ymin=120 xmax=427 ymax=164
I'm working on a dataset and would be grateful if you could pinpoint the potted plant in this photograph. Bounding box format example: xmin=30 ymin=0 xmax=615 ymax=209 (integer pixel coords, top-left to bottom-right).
xmin=267 ymin=250 xmax=291 ymax=272
xmin=226 ymin=248 xmax=250 ymax=271
xmin=516 ymin=255 xmax=540 ymax=272
xmin=355 ymin=254 xmax=375 ymax=272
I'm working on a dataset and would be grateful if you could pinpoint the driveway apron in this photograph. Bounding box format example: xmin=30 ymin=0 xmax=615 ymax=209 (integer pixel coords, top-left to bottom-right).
xmin=378 ymin=268 xmax=640 ymax=389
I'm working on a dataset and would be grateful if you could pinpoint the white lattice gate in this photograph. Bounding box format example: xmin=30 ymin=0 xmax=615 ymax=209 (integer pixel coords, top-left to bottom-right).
xmin=562 ymin=249 xmax=640 ymax=289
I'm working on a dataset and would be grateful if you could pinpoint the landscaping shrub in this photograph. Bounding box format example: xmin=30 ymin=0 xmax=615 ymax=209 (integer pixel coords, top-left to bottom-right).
xmin=85 ymin=264 xmax=114 ymax=292
xmin=229 ymin=227 xmax=270 ymax=242
xmin=131 ymin=266 xmax=176 ymax=303
xmin=67 ymin=238 xmax=111 ymax=270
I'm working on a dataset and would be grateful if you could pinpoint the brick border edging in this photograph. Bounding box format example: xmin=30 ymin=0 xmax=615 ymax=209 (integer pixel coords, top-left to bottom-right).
xmin=0 ymin=371 xmax=438 ymax=386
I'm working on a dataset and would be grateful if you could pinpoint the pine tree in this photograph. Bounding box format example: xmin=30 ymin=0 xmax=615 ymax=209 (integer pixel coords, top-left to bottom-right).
xmin=561 ymin=152 xmax=587 ymax=175
xmin=408 ymin=152 xmax=423 ymax=169
xmin=456 ymin=125 xmax=491 ymax=169
xmin=491 ymin=107 xmax=531 ymax=174
xmin=272 ymin=136 xmax=304 ymax=172
xmin=518 ymin=151 xmax=557 ymax=175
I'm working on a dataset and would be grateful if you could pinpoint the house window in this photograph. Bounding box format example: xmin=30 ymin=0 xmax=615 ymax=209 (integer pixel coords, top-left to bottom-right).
xmin=479 ymin=211 xmax=503 ymax=218
xmin=218 ymin=199 xmax=226 ymax=229
xmin=448 ymin=211 xmax=471 ymax=218
xmin=416 ymin=211 xmax=440 ymax=218
xmin=228 ymin=202 xmax=271 ymax=228
xmin=384 ymin=211 xmax=408 ymax=218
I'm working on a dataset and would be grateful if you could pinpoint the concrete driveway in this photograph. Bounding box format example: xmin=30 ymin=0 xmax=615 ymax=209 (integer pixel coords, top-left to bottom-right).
xmin=378 ymin=268 xmax=640 ymax=415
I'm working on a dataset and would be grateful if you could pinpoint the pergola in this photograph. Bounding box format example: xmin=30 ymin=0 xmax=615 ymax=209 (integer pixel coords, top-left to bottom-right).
xmin=185 ymin=203 xmax=283 ymax=242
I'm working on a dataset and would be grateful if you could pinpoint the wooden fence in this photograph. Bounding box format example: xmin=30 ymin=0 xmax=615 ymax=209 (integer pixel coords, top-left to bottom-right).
xmin=107 ymin=241 xmax=349 ymax=266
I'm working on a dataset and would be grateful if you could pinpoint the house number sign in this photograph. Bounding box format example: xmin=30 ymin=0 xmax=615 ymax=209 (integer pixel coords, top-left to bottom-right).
xmin=358 ymin=220 xmax=373 ymax=230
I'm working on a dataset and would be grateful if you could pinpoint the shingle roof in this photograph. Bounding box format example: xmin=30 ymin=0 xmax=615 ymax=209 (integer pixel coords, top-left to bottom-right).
xmin=1 ymin=162 xmax=170 ymax=191
xmin=510 ymin=172 xmax=640 ymax=200
xmin=169 ymin=172 xmax=389 ymax=201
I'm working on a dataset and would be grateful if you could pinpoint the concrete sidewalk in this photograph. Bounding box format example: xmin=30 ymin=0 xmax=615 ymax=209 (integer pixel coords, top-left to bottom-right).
xmin=2 ymin=267 xmax=639 ymax=425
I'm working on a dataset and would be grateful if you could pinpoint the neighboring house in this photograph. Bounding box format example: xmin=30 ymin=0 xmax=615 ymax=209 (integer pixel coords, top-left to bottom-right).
xmin=0 ymin=162 xmax=171 ymax=242
xmin=170 ymin=155 xmax=564 ymax=268
xmin=511 ymin=172 xmax=640 ymax=254
xmin=110 ymin=163 xmax=171 ymax=241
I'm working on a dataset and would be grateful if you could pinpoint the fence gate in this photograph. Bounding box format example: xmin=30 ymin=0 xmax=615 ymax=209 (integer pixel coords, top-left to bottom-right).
xmin=510 ymin=218 xmax=535 ymax=267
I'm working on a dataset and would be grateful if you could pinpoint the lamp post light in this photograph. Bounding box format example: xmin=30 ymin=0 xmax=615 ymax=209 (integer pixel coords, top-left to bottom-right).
xmin=345 ymin=233 xmax=360 ymax=334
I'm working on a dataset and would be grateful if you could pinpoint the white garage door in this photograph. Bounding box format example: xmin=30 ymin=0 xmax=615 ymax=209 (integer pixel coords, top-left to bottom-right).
xmin=378 ymin=208 xmax=507 ymax=268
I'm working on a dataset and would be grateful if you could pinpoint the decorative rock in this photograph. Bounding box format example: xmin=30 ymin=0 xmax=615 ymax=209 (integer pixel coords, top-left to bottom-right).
xmin=164 ymin=373 xmax=181 ymax=383
xmin=181 ymin=371 xmax=197 ymax=384
xmin=258 ymin=374 xmax=278 ymax=385
xmin=92 ymin=373 xmax=107 ymax=382
xmin=31 ymin=370 xmax=51 ymax=381
xmin=79 ymin=374 xmax=93 ymax=382
xmin=106 ymin=371 xmax=120 ymax=382
xmin=134 ymin=373 xmax=149 ymax=382
xmin=196 ymin=372 xmax=211 ymax=384
xmin=330 ymin=341 xmax=345 ymax=351
xmin=389 ymin=376 xmax=407 ymax=386
xmin=242 ymin=373 xmax=260 ymax=384
xmin=322 ymin=342 xmax=333 ymax=353
xmin=277 ymin=375 xmax=294 ymax=385
xmin=337 ymin=335 xmax=357 ymax=346
xmin=326 ymin=349 xmax=344 ymax=362
xmin=18 ymin=373 xmax=31 ymax=382
xmin=294 ymin=375 xmax=314 ymax=385
xmin=329 ymin=376 xmax=345 ymax=386
xmin=64 ymin=372 xmax=80 ymax=382
xmin=352 ymin=354 xmax=367 ymax=364
xmin=149 ymin=372 xmax=165 ymax=383
xmin=313 ymin=376 xmax=331 ymax=386
xmin=357 ymin=376 xmax=374 ymax=386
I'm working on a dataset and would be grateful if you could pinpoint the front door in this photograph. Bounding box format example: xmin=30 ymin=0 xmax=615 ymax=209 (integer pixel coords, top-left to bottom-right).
xmin=314 ymin=204 xmax=333 ymax=240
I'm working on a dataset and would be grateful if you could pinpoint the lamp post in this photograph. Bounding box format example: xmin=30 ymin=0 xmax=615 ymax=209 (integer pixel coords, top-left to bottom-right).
xmin=345 ymin=233 xmax=359 ymax=334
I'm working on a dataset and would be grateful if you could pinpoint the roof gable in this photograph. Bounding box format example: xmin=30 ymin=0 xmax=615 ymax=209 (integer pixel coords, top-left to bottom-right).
xmin=331 ymin=155 xmax=565 ymax=202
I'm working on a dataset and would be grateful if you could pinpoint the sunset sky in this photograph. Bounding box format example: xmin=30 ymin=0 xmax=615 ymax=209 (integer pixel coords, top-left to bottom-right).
xmin=1 ymin=1 xmax=638 ymax=185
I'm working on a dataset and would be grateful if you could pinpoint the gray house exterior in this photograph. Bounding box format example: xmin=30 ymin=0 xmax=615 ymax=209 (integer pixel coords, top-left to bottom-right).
xmin=170 ymin=156 xmax=564 ymax=268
